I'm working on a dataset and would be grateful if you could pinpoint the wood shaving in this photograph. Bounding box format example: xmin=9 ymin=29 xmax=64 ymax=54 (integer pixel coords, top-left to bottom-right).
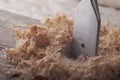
xmin=3 ymin=14 xmax=120 ymax=80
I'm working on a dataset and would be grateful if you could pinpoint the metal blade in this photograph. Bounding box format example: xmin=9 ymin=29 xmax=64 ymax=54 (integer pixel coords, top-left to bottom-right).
xmin=72 ymin=0 xmax=100 ymax=57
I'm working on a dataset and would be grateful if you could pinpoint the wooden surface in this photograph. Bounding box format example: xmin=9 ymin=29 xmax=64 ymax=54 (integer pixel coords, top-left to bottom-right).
xmin=0 ymin=0 xmax=120 ymax=80
xmin=0 ymin=9 xmax=40 ymax=51
xmin=0 ymin=0 xmax=120 ymax=20
xmin=0 ymin=10 xmax=40 ymax=80
xmin=0 ymin=0 xmax=78 ymax=20
xmin=98 ymin=0 xmax=120 ymax=9
xmin=0 ymin=0 xmax=120 ymax=25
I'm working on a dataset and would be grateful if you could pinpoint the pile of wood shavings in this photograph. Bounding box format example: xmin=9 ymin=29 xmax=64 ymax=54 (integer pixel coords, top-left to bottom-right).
xmin=3 ymin=14 xmax=120 ymax=80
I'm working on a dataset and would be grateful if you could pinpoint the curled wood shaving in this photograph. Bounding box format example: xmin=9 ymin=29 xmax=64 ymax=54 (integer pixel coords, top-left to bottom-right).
xmin=3 ymin=14 xmax=120 ymax=80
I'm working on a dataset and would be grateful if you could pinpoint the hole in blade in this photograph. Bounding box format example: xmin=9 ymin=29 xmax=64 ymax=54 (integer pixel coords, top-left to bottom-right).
xmin=81 ymin=43 xmax=85 ymax=48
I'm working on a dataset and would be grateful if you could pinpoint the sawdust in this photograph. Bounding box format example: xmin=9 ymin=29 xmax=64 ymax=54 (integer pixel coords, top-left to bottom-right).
xmin=3 ymin=14 xmax=120 ymax=80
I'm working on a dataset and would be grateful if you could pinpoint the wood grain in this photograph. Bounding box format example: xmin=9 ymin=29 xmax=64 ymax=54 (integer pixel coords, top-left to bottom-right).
xmin=98 ymin=0 xmax=120 ymax=9
xmin=0 ymin=10 xmax=40 ymax=80
xmin=0 ymin=0 xmax=120 ymax=79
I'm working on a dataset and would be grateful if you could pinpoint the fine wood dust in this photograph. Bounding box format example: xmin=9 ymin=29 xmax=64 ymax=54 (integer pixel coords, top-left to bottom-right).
xmin=3 ymin=14 xmax=120 ymax=80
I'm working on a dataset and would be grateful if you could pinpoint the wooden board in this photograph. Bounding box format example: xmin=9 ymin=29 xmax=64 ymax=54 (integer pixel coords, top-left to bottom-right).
xmin=98 ymin=0 xmax=120 ymax=9
xmin=0 ymin=9 xmax=40 ymax=80
xmin=0 ymin=1 xmax=120 ymax=79
xmin=0 ymin=0 xmax=78 ymax=20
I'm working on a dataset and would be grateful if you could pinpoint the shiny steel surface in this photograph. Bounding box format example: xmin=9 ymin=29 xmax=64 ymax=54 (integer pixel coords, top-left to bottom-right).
xmin=72 ymin=0 xmax=101 ymax=57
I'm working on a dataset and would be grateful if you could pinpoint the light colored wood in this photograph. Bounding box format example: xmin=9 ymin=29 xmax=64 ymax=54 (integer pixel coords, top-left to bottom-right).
xmin=98 ymin=0 xmax=120 ymax=9
xmin=0 ymin=0 xmax=120 ymax=79
xmin=0 ymin=0 xmax=120 ymax=20
xmin=0 ymin=0 xmax=78 ymax=20
xmin=100 ymin=6 xmax=120 ymax=26
xmin=0 ymin=10 xmax=40 ymax=80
